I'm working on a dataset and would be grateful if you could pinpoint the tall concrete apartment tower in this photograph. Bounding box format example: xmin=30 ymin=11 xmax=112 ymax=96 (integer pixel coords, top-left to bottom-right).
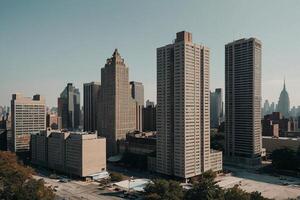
xmin=58 ymin=83 xmax=80 ymax=130
xmin=83 ymin=82 xmax=101 ymax=132
xmin=225 ymin=38 xmax=262 ymax=166
xmin=130 ymin=81 xmax=144 ymax=131
xmin=156 ymin=31 xmax=212 ymax=179
xmin=99 ymin=49 xmax=136 ymax=156
xmin=10 ymin=93 xmax=46 ymax=152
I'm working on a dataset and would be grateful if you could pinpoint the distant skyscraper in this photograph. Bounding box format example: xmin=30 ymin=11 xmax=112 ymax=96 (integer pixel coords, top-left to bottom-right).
xmin=270 ymin=102 xmax=275 ymax=113
xmin=225 ymin=38 xmax=262 ymax=166
xmin=83 ymin=82 xmax=101 ymax=132
xmin=210 ymin=88 xmax=223 ymax=128
xmin=57 ymin=83 xmax=80 ymax=130
xmin=10 ymin=93 xmax=46 ymax=152
xmin=277 ymin=79 xmax=290 ymax=118
xmin=143 ymin=102 xmax=156 ymax=132
xmin=99 ymin=49 xmax=136 ymax=156
xmin=262 ymin=99 xmax=270 ymax=116
xmin=156 ymin=31 xmax=217 ymax=179
xmin=130 ymin=81 xmax=144 ymax=106
xmin=146 ymin=100 xmax=155 ymax=107
xmin=130 ymin=81 xmax=144 ymax=131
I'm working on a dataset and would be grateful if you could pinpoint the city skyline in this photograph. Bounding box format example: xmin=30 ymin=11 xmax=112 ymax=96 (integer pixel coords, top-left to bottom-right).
xmin=1 ymin=1 xmax=300 ymax=107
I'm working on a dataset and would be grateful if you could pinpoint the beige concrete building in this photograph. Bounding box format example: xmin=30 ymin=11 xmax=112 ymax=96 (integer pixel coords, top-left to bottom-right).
xmin=156 ymin=31 xmax=220 ymax=179
xmin=210 ymin=150 xmax=223 ymax=172
xmin=31 ymin=130 xmax=106 ymax=178
xmin=10 ymin=93 xmax=46 ymax=152
xmin=225 ymin=38 xmax=262 ymax=166
xmin=99 ymin=49 xmax=136 ymax=156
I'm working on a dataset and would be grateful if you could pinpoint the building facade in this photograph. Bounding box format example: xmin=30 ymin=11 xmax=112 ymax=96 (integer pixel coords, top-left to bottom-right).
xmin=99 ymin=49 xmax=136 ymax=156
xmin=10 ymin=94 xmax=46 ymax=152
xmin=143 ymin=103 xmax=156 ymax=131
xmin=210 ymin=88 xmax=223 ymax=128
xmin=156 ymin=31 xmax=219 ymax=179
xmin=130 ymin=81 xmax=144 ymax=131
xmin=31 ymin=130 xmax=106 ymax=178
xmin=58 ymin=83 xmax=80 ymax=130
xmin=225 ymin=38 xmax=262 ymax=166
xmin=83 ymin=82 xmax=101 ymax=132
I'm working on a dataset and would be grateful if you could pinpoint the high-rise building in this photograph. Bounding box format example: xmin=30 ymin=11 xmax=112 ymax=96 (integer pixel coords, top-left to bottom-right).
xmin=143 ymin=102 xmax=156 ymax=132
xmin=10 ymin=93 xmax=46 ymax=152
xmin=58 ymin=83 xmax=80 ymax=130
xmin=130 ymin=81 xmax=144 ymax=131
xmin=99 ymin=49 xmax=136 ymax=156
xmin=156 ymin=31 xmax=221 ymax=179
xmin=225 ymin=38 xmax=262 ymax=166
xmin=83 ymin=82 xmax=101 ymax=132
xmin=277 ymin=79 xmax=290 ymax=118
xmin=210 ymin=88 xmax=223 ymax=128
xmin=146 ymin=100 xmax=155 ymax=107
xmin=262 ymin=99 xmax=270 ymax=116
xmin=130 ymin=81 xmax=144 ymax=106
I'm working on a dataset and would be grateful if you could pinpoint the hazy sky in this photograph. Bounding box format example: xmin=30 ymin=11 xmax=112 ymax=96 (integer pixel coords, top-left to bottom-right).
xmin=1 ymin=0 xmax=300 ymax=107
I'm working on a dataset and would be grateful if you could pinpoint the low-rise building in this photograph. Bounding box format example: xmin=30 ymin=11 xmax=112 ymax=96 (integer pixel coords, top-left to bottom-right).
xmin=262 ymin=112 xmax=297 ymax=137
xmin=262 ymin=136 xmax=300 ymax=154
xmin=119 ymin=131 xmax=156 ymax=155
xmin=31 ymin=130 xmax=106 ymax=179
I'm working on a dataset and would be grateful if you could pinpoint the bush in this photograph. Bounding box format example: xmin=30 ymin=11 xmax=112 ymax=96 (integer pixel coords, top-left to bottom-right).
xmin=110 ymin=172 xmax=124 ymax=182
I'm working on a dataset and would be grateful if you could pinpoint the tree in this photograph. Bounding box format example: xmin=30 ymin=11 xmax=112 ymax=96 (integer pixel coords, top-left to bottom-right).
xmin=184 ymin=170 xmax=224 ymax=200
xmin=144 ymin=179 xmax=183 ymax=200
xmin=271 ymin=148 xmax=298 ymax=171
xmin=109 ymin=172 xmax=124 ymax=182
xmin=0 ymin=151 xmax=55 ymax=200
xmin=250 ymin=191 xmax=269 ymax=200
xmin=224 ymin=185 xmax=250 ymax=200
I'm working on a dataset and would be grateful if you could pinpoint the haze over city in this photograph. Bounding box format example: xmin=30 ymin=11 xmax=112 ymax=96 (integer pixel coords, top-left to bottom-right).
xmin=1 ymin=0 xmax=300 ymax=107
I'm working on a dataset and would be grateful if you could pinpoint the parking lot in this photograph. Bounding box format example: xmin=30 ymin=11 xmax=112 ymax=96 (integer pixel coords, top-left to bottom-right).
xmin=33 ymin=174 xmax=125 ymax=200
xmin=217 ymin=166 xmax=300 ymax=200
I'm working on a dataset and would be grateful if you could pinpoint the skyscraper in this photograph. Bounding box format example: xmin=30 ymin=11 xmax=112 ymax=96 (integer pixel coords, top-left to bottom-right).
xmin=225 ymin=38 xmax=262 ymax=166
xmin=156 ymin=31 xmax=216 ymax=179
xmin=10 ymin=93 xmax=46 ymax=152
xmin=130 ymin=81 xmax=144 ymax=131
xmin=210 ymin=88 xmax=223 ymax=128
xmin=99 ymin=49 xmax=136 ymax=156
xmin=277 ymin=79 xmax=290 ymax=118
xmin=130 ymin=81 xmax=144 ymax=106
xmin=58 ymin=83 xmax=80 ymax=130
xmin=83 ymin=82 xmax=101 ymax=132
xmin=143 ymin=102 xmax=156 ymax=132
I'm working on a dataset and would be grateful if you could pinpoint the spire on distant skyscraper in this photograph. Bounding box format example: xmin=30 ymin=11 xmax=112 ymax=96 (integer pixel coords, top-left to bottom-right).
xmin=277 ymin=78 xmax=290 ymax=117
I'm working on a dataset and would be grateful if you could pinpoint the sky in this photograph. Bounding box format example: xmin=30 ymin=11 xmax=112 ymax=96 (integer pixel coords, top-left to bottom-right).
xmin=1 ymin=0 xmax=300 ymax=108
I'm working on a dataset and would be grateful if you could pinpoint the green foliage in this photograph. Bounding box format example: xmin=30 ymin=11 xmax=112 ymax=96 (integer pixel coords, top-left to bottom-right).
xmin=224 ymin=186 xmax=270 ymax=200
xmin=184 ymin=170 xmax=224 ymax=200
xmin=121 ymin=152 xmax=148 ymax=169
xmin=0 ymin=151 xmax=55 ymax=200
xmin=210 ymin=134 xmax=225 ymax=151
xmin=109 ymin=172 xmax=124 ymax=182
xmin=271 ymin=148 xmax=299 ymax=171
xmin=144 ymin=179 xmax=183 ymax=200
xmin=144 ymin=170 xmax=272 ymax=200
xmin=224 ymin=185 xmax=250 ymax=200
